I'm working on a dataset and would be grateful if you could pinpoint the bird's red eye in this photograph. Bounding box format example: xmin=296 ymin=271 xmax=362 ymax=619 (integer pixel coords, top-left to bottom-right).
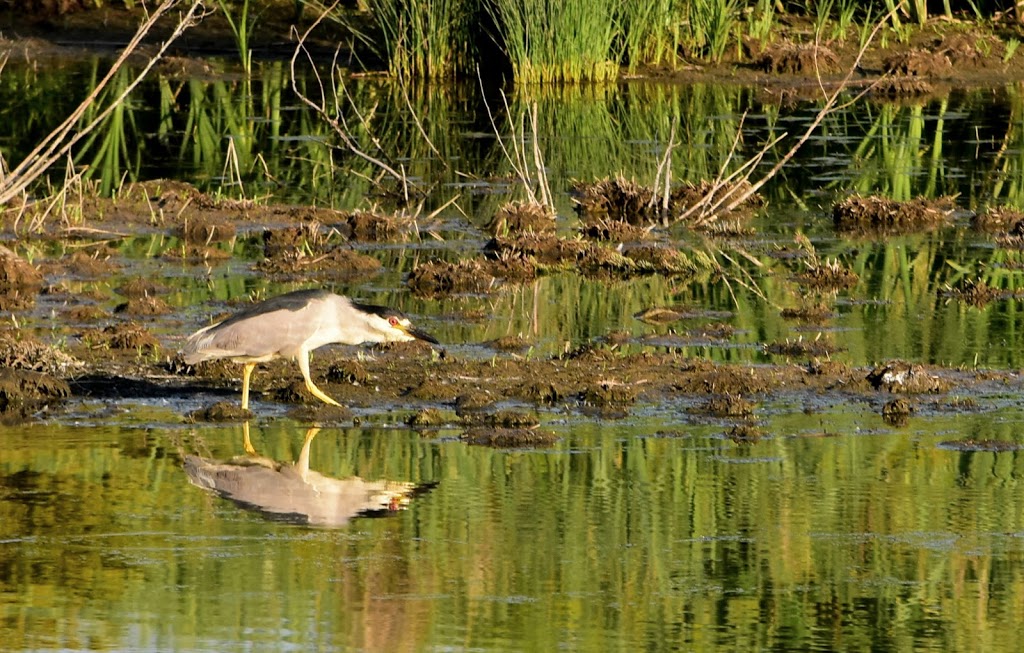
xmin=388 ymin=316 xmax=399 ymax=327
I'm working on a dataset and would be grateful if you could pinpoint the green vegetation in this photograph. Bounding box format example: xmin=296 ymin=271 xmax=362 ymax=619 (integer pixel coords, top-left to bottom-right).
xmin=312 ymin=0 xmax=1024 ymax=82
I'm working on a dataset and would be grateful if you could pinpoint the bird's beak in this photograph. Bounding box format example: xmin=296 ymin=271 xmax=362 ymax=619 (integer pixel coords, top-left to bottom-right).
xmin=399 ymin=324 xmax=439 ymax=345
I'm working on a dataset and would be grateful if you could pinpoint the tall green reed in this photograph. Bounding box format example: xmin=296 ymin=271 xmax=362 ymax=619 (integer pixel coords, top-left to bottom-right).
xmin=619 ymin=0 xmax=680 ymax=71
xmin=364 ymin=0 xmax=474 ymax=79
xmin=484 ymin=0 xmax=619 ymax=83
xmin=682 ymin=0 xmax=740 ymax=64
xmin=215 ymin=0 xmax=253 ymax=75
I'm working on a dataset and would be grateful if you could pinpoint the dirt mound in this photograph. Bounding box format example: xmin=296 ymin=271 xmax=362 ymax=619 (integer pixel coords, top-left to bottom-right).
xmin=833 ymin=195 xmax=955 ymax=234
xmin=176 ymin=218 xmax=236 ymax=244
xmin=758 ymin=43 xmax=839 ymax=74
xmin=408 ymin=259 xmax=501 ymax=297
xmin=572 ymin=176 xmax=762 ymax=226
xmin=80 ymin=323 xmax=161 ymax=352
xmin=866 ymin=361 xmax=950 ymax=394
xmin=488 ymin=201 xmax=556 ymax=235
xmin=0 ymin=368 xmax=70 ymax=420
xmin=883 ymin=49 xmax=952 ymax=76
xmin=0 ymin=245 xmax=42 ymax=289
xmin=338 ymin=210 xmax=403 ymax=241
xmin=0 ymin=332 xmax=81 ymax=375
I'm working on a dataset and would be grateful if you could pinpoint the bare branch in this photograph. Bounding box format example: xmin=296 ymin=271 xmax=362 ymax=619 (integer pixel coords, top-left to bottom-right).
xmin=0 ymin=0 xmax=208 ymax=207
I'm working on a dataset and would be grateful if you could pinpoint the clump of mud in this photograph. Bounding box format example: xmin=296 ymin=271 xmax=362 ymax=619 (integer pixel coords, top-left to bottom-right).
xmin=408 ymin=259 xmax=497 ymax=296
xmin=793 ymin=258 xmax=859 ymax=290
xmin=580 ymin=219 xmax=651 ymax=242
xmin=0 ymin=332 xmax=81 ymax=375
xmin=0 ymin=245 xmax=42 ymax=289
xmin=833 ymin=195 xmax=955 ymax=234
xmin=882 ymin=398 xmax=913 ymax=427
xmin=460 ymin=409 xmax=539 ymax=428
xmin=80 ymin=323 xmax=161 ymax=352
xmin=572 ymin=176 xmax=762 ymax=226
xmin=326 ymin=361 xmax=370 ymax=385
xmin=62 ymin=305 xmax=106 ymax=322
xmin=0 ymin=368 xmax=70 ymax=420
xmin=994 ymin=220 xmax=1024 ymax=249
xmin=521 ymin=381 xmax=568 ymax=404
xmin=883 ymin=49 xmax=952 ymax=76
xmin=870 ymin=77 xmax=936 ymax=98
xmin=941 ymin=278 xmax=1011 ymax=307
xmin=187 ymin=401 xmax=252 ymax=422
xmin=408 ymin=408 xmax=446 ymax=427
xmin=118 ymin=277 xmax=169 ymax=298
xmin=867 ymin=361 xmax=950 ymax=394
xmin=581 ymin=380 xmax=638 ymax=407
xmin=484 ymin=336 xmax=530 ymax=352
xmin=338 ymin=210 xmax=402 ymax=241
xmin=780 ymin=303 xmax=834 ymax=322
xmin=634 ymin=305 xmax=693 ymax=324
xmin=177 ymin=218 xmax=236 ymax=244
xmin=257 ymin=247 xmax=381 ymax=280
xmin=763 ymin=336 xmax=840 ymax=357
xmin=485 ymin=234 xmax=588 ymax=267
xmin=934 ymin=33 xmax=992 ymax=68
xmin=263 ymin=224 xmax=322 ymax=258
xmin=272 ymin=380 xmax=356 ymax=416
xmin=672 ymin=359 xmax=778 ymax=395
xmin=115 ymin=295 xmax=172 ymax=316
xmin=64 ymin=250 xmax=120 ymax=277
xmin=725 ymin=424 xmax=766 ymax=442
xmin=460 ymin=426 xmax=558 ymax=448
xmin=757 ymin=42 xmax=839 ymax=74
xmin=488 ymin=201 xmax=556 ymax=235
xmin=454 ymin=390 xmax=496 ymax=414
xmin=692 ymin=393 xmax=756 ymax=418
xmin=972 ymin=206 xmax=1024 ymax=233
xmin=623 ymin=245 xmax=700 ymax=276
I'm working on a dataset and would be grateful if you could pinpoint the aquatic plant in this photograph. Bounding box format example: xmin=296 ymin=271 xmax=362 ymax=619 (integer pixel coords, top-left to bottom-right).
xmin=484 ymin=0 xmax=619 ymax=83
xmin=214 ymin=0 xmax=253 ymax=75
xmin=363 ymin=0 xmax=475 ymax=80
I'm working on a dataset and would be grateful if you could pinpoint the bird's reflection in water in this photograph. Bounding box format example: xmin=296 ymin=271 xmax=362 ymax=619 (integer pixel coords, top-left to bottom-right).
xmin=184 ymin=423 xmax=433 ymax=527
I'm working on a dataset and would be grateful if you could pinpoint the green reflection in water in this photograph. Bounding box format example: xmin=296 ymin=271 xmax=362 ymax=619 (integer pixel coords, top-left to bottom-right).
xmin=2 ymin=406 xmax=1024 ymax=650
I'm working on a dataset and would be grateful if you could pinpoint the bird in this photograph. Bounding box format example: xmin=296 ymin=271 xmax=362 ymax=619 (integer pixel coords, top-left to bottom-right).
xmin=180 ymin=289 xmax=438 ymax=410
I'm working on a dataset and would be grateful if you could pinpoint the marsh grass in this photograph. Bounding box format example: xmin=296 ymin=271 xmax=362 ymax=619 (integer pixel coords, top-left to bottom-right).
xmin=683 ymin=0 xmax=741 ymax=64
xmin=215 ymin=0 xmax=253 ymax=75
xmin=486 ymin=0 xmax=618 ymax=83
xmin=364 ymin=0 xmax=474 ymax=79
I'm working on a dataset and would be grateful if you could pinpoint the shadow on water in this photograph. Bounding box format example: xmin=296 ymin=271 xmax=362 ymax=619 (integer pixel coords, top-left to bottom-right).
xmin=184 ymin=423 xmax=436 ymax=527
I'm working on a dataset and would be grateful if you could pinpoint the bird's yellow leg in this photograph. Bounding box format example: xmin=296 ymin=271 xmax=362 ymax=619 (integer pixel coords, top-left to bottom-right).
xmin=242 ymin=420 xmax=257 ymax=456
xmin=241 ymin=362 xmax=256 ymax=411
xmin=298 ymin=353 xmax=341 ymax=406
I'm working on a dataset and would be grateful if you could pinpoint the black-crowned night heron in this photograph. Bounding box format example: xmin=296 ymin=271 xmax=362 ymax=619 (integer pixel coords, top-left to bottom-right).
xmin=181 ymin=289 xmax=438 ymax=410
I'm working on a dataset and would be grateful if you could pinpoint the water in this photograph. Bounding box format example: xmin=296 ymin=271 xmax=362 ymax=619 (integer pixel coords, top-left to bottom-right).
xmin=4 ymin=58 xmax=1024 ymax=650
xmin=4 ymin=405 xmax=1024 ymax=650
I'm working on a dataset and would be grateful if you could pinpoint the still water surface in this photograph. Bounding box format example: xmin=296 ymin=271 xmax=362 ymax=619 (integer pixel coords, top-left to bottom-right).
xmin=3 ymin=60 xmax=1024 ymax=650
xmin=4 ymin=401 xmax=1024 ymax=650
